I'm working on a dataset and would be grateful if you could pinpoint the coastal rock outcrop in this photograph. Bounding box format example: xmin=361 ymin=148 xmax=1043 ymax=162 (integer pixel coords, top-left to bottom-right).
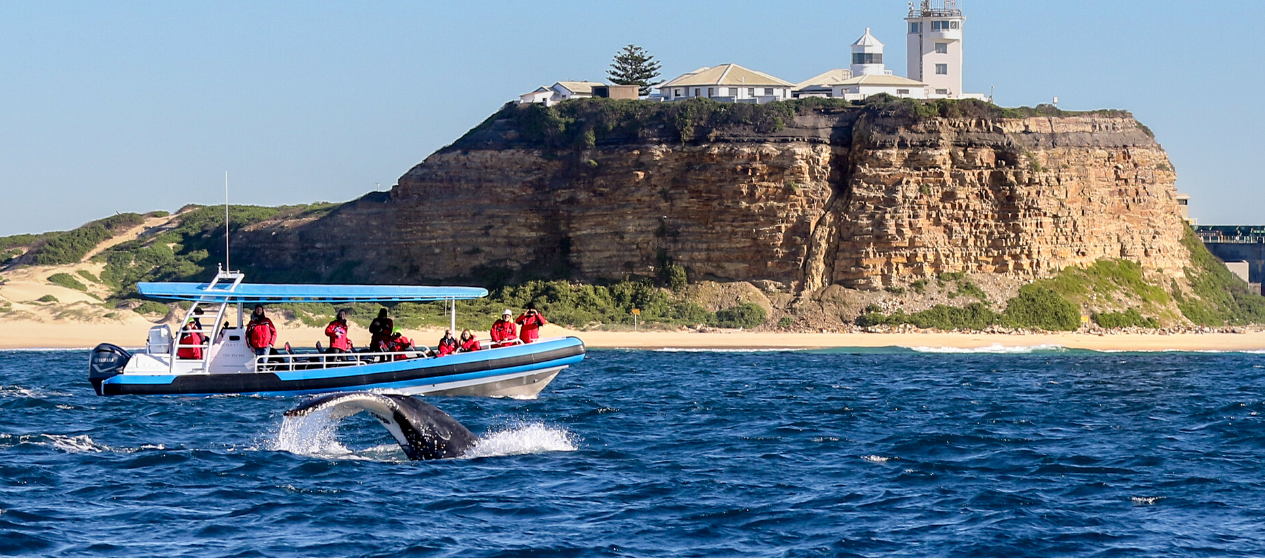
xmin=235 ymin=102 xmax=1187 ymax=293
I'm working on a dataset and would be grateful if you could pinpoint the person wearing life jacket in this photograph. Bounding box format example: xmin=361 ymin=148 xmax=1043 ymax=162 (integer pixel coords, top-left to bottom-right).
xmin=490 ymin=309 xmax=518 ymax=347
xmin=246 ymin=305 xmax=277 ymax=357
xmin=387 ymin=328 xmax=414 ymax=361
xmin=324 ymin=309 xmax=353 ymax=353
xmin=436 ymin=329 xmax=458 ymax=357
xmin=458 ymin=329 xmax=482 ymax=352
xmin=515 ymin=306 xmax=547 ymax=343
xmin=176 ymin=317 xmax=205 ymax=360
xmin=368 ymin=308 xmax=394 ymax=355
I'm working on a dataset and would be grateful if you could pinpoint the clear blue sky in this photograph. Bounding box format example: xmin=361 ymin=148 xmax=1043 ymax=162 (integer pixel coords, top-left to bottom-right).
xmin=1 ymin=0 xmax=1260 ymax=236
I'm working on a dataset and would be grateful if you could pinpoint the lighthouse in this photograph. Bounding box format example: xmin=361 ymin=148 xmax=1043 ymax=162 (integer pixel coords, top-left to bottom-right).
xmin=850 ymin=28 xmax=887 ymax=77
xmin=906 ymin=0 xmax=965 ymax=98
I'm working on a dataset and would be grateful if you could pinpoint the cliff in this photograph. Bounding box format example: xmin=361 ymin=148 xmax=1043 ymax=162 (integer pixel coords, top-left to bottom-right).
xmin=235 ymin=98 xmax=1188 ymax=296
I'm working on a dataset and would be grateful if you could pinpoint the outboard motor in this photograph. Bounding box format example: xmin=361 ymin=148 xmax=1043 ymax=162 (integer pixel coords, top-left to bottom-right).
xmin=89 ymin=343 xmax=131 ymax=396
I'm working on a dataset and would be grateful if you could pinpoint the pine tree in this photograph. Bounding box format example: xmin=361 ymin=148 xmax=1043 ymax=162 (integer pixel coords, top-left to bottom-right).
xmin=607 ymin=44 xmax=661 ymax=97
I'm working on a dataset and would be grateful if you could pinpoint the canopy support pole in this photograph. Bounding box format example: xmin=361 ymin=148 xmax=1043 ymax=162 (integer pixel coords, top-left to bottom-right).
xmin=450 ymin=298 xmax=456 ymax=334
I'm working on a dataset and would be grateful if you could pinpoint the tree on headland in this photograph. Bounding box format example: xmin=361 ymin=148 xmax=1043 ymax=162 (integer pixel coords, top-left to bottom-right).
xmin=607 ymin=44 xmax=661 ymax=96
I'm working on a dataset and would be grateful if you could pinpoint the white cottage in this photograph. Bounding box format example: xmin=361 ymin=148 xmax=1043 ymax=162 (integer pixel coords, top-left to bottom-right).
xmin=830 ymin=29 xmax=928 ymax=100
xmin=657 ymin=64 xmax=794 ymax=104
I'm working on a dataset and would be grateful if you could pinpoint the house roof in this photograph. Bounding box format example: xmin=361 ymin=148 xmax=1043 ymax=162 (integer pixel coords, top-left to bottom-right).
xmin=832 ymin=74 xmax=927 ymax=87
xmin=519 ymin=86 xmax=552 ymax=97
xmin=852 ymin=28 xmax=883 ymax=48
xmin=553 ymin=81 xmax=606 ymax=94
xmin=795 ymin=69 xmax=852 ymax=90
xmin=659 ymin=64 xmax=794 ymax=88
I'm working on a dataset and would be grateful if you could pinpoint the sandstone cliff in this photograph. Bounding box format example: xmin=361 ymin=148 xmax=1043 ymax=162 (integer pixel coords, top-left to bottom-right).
xmin=235 ymin=99 xmax=1187 ymax=297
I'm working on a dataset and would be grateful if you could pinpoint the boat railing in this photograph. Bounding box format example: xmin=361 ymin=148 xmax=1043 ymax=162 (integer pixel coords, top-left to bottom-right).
xmin=249 ymin=336 xmax=527 ymax=372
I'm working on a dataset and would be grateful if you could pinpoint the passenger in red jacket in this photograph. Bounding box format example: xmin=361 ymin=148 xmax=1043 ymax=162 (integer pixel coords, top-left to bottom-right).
xmin=436 ymin=329 xmax=458 ymax=357
xmin=368 ymin=308 xmax=394 ymax=355
xmin=490 ymin=309 xmax=518 ymax=347
xmin=177 ymin=318 xmax=205 ymax=360
xmin=386 ymin=329 xmax=414 ymax=361
xmin=515 ymin=307 xmax=547 ymax=343
xmin=458 ymin=329 xmax=482 ymax=352
xmin=246 ymin=305 xmax=277 ymax=357
xmin=324 ymin=310 xmax=353 ymax=353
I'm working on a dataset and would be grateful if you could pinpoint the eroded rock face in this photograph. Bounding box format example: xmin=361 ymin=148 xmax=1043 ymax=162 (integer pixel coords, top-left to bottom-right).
xmin=235 ymin=110 xmax=1187 ymax=292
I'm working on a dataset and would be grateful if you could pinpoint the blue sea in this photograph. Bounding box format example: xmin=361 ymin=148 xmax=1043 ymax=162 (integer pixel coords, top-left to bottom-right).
xmin=3 ymin=346 xmax=1265 ymax=556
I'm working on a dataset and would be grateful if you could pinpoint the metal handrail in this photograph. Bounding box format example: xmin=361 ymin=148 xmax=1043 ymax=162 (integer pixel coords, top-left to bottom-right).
xmin=250 ymin=336 xmax=525 ymax=372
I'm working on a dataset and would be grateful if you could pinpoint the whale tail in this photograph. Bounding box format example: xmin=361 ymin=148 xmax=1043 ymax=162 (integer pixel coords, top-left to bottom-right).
xmin=285 ymin=392 xmax=478 ymax=460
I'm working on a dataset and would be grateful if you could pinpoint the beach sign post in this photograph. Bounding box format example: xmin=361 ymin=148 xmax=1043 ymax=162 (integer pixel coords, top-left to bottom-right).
xmin=632 ymin=308 xmax=640 ymax=331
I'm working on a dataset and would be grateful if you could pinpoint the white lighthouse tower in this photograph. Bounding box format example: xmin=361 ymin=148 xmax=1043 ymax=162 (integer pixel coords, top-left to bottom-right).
xmin=906 ymin=0 xmax=965 ymax=98
xmin=850 ymin=28 xmax=887 ymax=77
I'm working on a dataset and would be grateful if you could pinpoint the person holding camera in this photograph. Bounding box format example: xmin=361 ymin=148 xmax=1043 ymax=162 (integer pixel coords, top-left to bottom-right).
xmin=515 ymin=306 xmax=547 ymax=343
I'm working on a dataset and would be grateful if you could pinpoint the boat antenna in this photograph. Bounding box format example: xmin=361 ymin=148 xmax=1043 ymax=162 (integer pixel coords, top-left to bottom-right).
xmin=224 ymin=171 xmax=230 ymax=273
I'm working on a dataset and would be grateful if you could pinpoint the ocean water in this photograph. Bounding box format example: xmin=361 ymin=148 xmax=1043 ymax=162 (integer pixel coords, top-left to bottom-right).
xmin=2 ymin=346 xmax=1265 ymax=556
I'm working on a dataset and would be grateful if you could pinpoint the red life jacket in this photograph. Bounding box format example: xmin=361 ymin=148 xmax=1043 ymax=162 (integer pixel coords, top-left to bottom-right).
xmin=490 ymin=319 xmax=517 ymax=345
xmin=388 ymin=335 xmax=413 ymax=360
xmin=325 ymin=320 xmax=352 ymax=351
xmin=459 ymin=337 xmax=482 ymax=352
xmin=177 ymin=331 xmax=204 ymax=360
xmin=437 ymin=337 xmax=458 ymax=357
xmin=515 ymin=312 xmax=546 ymax=343
xmin=369 ymin=317 xmax=394 ymax=350
xmin=246 ymin=316 xmax=276 ymax=349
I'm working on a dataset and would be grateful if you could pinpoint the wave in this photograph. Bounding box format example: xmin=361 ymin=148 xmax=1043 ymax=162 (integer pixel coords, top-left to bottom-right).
xmin=0 ymin=385 xmax=73 ymax=399
xmin=647 ymin=348 xmax=806 ymax=353
xmin=906 ymin=343 xmax=1068 ymax=354
xmin=0 ymin=433 xmax=167 ymax=454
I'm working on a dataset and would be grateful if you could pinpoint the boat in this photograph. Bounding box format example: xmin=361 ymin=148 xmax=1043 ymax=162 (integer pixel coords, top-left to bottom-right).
xmin=88 ymin=267 xmax=585 ymax=398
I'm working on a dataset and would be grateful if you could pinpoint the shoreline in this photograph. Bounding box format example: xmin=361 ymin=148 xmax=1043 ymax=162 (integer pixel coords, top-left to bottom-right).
xmin=2 ymin=320 xmax=1264 ymax=352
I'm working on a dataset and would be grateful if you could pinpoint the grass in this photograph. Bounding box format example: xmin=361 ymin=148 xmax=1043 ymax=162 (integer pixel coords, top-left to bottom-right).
xmin=133 ymin=301 xmax=170 ymax=316
xmin=48 ymin=272 xmax=88 ymax=292
xmin=37 ymin=295 xmax=58 ymax=303
xmin=76 ymin=270 xmax=100 ymax=284
xmin=857 ymin=284 xmax=1080 ymax=331
xmin=1094 ymin=308 xmax=1159 ymax=329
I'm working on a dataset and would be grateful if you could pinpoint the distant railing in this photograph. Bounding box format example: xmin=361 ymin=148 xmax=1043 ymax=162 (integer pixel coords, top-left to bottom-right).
xmin=250 ymin=337 xmax=523 ymax=372
xmin=1200 ymin=235 xmax=1265 ymax=244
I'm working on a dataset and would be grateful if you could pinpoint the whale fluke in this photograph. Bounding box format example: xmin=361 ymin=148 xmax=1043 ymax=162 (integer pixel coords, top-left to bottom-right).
xmin=285 ymin=392 xmax=478 ymax=460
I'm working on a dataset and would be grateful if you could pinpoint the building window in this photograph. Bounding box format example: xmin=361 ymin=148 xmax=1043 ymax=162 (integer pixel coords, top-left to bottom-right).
xmin=936 ymin=88 xmax=949 ymax=95
xmin=707 ymin=87 xmax=714 ymax=97
xmin=674 ymin=89 xmax=681 ymax=97
xmin=694 ymin=88 xmax=700 ymax=97
xmin=764 ymin=88 xmax=773 ymax=95
xmin=931 ymin=20 xmax=946 ymax=31
xmin=950 ymin=21 xmax=959 ymax=29
xmin=748 ymin=88 xmax=755 ymax=97
xmin=851 ymin=53 xmax=883 ymax=65
xmin=935 ymin=64 xmax=948 ymax=75
xmin=897 ymin=89 xmax=909 ymax=95
xmin=909 ymin=22 xmax=920 ymax=33
xmin=935 ymin=42 xmax=948 ymax=54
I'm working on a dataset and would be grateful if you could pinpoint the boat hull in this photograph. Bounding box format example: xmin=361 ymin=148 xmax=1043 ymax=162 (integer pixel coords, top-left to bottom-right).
xmin=92 ymin=337 xmax=585 ymax=398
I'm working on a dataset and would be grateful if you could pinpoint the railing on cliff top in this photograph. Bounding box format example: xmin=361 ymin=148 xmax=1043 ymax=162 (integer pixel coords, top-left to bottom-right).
xmin=1199 ymin=234 xmax=1265 ymax=244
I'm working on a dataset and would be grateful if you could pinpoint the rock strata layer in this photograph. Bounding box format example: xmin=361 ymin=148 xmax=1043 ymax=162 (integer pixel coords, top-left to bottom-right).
xmin=237 ymin=107 xmax=1187 ymax=292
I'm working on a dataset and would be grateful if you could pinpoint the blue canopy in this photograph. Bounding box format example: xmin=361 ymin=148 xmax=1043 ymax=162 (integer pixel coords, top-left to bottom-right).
xmin=137 ymin=282 xmax=488 ymax=303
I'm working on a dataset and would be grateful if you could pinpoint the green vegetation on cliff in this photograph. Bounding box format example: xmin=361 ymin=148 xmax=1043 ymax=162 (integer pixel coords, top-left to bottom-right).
xmin=858 ymin=285 xmax=1081 ymax=331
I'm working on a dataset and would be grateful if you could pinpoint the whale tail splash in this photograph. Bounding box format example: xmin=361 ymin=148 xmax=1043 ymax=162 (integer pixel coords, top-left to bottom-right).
xmin=285 ymin=392 xmax=478 ymax=460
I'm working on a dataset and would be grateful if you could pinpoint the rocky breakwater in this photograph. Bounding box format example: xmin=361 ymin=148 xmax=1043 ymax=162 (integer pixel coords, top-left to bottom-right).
xmin=235 ymin=99 xmax=1188 ymax=294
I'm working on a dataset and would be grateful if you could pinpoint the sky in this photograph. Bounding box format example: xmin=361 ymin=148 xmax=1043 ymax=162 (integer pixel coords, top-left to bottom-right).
xmin=0 ymin=0 xmax=1261 ymax=236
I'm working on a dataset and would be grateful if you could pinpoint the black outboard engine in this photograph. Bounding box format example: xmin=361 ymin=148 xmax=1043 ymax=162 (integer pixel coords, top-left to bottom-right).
xmin=89 ymin=343 xmax=131 ymax=396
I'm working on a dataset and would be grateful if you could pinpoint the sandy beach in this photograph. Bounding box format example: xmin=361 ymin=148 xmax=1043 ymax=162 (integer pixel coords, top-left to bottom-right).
xmin=2 ymin=319 xmax=1263 ymax=352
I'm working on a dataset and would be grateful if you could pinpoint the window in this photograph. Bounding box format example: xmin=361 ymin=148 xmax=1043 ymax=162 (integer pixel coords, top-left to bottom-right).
xmin=950 ymin=21 xmax=959 ymax=29
xmin=909 ymin=22 xmax=920 ymax=33
xmin=851 ymin=53 xmax=883 ymax=65
xmin=675 ymin=89 xmax=681 ymax=97
xmin=748 ymin=88 xmax=755 ymax=97
xmin=936 ymin=88 xmax=949 ymax=95
xmin=935 ymin=64 xmax=948 ymax=75
xmin=707 ymin=87 xmax=714 ymax=97
xmin=935 ymin=42 xmax=948 ymax=54
xmin=764 ymin=88 xmax=773 ymax=95
xmin=897 ymin=89 xmax=910 ymax=95
xmin=931 ymin=20 xmax=947 ymax=31
xmin=694 ymin=88 xmax=700 ymax=97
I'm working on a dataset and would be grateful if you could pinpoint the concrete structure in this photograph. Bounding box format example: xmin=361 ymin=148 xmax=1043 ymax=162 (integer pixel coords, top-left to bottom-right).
xmin=1176 ymin=193 xmax=1194 ymax=225
xmin=1197 ymin=225 xmax=1265 ymax=295
xmin=906 ymin=0 xmax=965 ymax=98
xmin=850 ymin=28 xmax=888 ymax=77
xmin=518 ymin=82 xmax=640 ymax=106
xmin=657 ymin=64 xmax=794 ymax=103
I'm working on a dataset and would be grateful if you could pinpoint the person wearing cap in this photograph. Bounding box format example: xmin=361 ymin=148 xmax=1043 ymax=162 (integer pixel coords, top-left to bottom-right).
xmin=489 ymin=309 xmax=518 ymax=347
xmin=386 ymin=328 xmax=414 ymax=361
xmin=177 ymin=317 xmax=206 ymax=360
xmin=515 ymin=306 xmax=547 ymax=343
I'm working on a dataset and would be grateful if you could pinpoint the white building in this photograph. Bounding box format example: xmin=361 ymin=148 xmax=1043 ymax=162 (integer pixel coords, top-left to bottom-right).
xmin=906 ymin=0 xmax=966 ymax=98
xmin=518 ymin=81 xmax=637 ymax=106
xmin=657 ymin=64 xmax=794 ymax=103
xmin=793 ymin=68 xmax=851 ymax=98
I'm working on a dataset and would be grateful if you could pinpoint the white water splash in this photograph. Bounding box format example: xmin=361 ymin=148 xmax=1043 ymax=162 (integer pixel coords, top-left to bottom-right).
xmin=464 ymin=422 xmax=578 ymax=459
xmin=907 ymin=343 xmax=1066 ymax=354
xmin=268 ymin=410 xmax=359 ymax=459
xmin=861 ymin=454 xmax=893 ymax=463
xmin=43 ymin=434 xmax=110 ymax=453
xmin=0 ymin=385 xmax=71 ymax=399
xmin=1131 ymin=496 xmax=1165 ymax=505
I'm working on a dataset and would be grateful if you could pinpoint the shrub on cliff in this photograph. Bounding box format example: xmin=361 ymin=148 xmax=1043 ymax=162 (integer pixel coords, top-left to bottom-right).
xmin=48 ymin=273 xmax=88 ymax=292
xmin=26 ymin=213 xmax=145 ymax=266
xmin=1094 ymin=308 xmax=1159 ymax=329
xmin=1175 ymin=227 xmax=1265 ymax=325
xmin=711 ymin=302 xmax=767 ymax=329
xmin=1001 ymin=285 xmax=1080 ymax=331
xmin=855 ymin=303 xmax=997 ymax=330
